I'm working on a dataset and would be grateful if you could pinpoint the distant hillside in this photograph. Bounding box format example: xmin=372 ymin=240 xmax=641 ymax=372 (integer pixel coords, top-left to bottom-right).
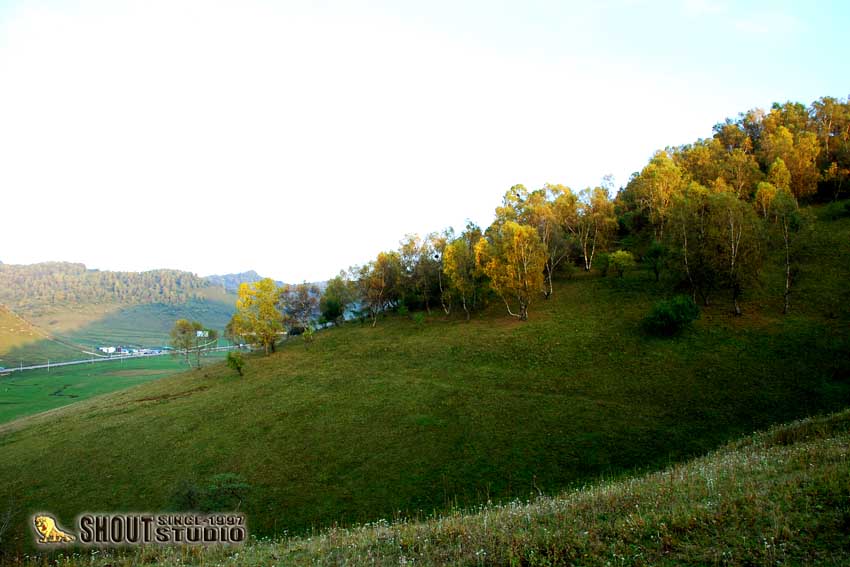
xmin=205 ymin=270 xmax=282 ymax=292
xmin=0 ymin=264 xmax=238 ymax=366
xmin=0 ymin=262 xmax=209 ymax=312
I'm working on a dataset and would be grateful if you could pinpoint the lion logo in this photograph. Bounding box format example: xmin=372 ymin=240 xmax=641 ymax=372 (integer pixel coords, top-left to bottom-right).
xmin=33 ymin=514 xmax=75 ymax=544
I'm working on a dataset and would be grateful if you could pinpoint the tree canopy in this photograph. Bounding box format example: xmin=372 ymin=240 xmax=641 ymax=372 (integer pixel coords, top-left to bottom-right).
xmin=314 ymin=95 xmax=849 ymax=324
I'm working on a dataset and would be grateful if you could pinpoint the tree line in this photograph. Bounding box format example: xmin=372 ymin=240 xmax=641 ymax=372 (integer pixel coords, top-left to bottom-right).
xmin=228 ymin=95 xmax=849 ymax=349
xmin=0 ymin=262 xmax=210 ymax=310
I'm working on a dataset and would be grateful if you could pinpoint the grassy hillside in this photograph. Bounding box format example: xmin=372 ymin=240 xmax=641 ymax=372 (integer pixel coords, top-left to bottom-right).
xmin=19 ymin=408 xmax=850 ymax=566
xmin=58 ymin=292 xmax=236 ymax=349
xmin=0 ymin=204 xmax=847 ymax=560
xmin=0 ymin=306 xmax=42 ymax=358
xmin=0 ymin=305 xmax=98 ymax=368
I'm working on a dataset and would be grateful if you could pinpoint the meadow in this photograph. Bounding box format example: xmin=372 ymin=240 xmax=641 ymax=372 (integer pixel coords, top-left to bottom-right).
xmin=0 ymin=354 xmax=226 ymax=425
xmin=17 ymin=407 xmax=849 ymax=565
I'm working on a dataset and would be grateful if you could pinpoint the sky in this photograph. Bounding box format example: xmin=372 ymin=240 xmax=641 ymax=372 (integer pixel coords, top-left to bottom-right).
xmin=0 ymin=0 xmax=848 ymax=282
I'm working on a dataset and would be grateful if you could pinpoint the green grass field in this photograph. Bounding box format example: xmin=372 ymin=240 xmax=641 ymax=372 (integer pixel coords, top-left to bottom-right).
xmin=21 ymin=407 xmax=849 ymax=566
xmin=0 ymin=354 xmax=227 ymax=425
xmin=0 ymin=204 xmax=847 ymax=562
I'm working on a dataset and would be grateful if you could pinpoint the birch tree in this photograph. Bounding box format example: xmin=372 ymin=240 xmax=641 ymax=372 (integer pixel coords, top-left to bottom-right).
xmin=443 ymin=223 xmax=485 ymax=320
xmin=575 ymin=187 xmax=616 ymax=271
xmin=530 ymin=184 xmax=573 ymax=298
xmin=358 ymin=252 xmax=401 ymax=327
xmin=708 ymin=192 xmax=764 ymax=315
xmin=769 ymin=188 xmax=811 ymax=314
xmin=475 ymin=221 xmax=545 ymax=321
xmin=632 ymin=151 xmax=685 ymax=242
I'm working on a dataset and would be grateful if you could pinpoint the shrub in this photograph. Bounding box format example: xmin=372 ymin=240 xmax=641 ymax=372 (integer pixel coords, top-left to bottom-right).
xmin=303 ymin=325 xmax=315 ymax=347
xmin=642 ymin=295 xmax=700 ymax=336
xmin=819 ymin=199 xmax=850 ymax=220
xmin=397 ymin=304 xmax=409 ymax=317
xmin=203 ymin=473 xmax=251 ymax=511
xmin=226 ymin=352 xmax=245 ymax=377
xmin=169 ymin=473 xmax=251 ymax=512
xmin=412 ymin=312 xmax=425 ymax=326
xmin=610 ymin=250 xmax=636 ymax=278
xmin=644 ymin=241 xmax=666 ymax=282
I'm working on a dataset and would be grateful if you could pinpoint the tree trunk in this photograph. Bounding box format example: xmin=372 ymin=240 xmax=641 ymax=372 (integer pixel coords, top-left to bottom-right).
xmin=732 ymin=284 xmax=742 ymax=316
xmin=438 ymin=272 xmax=451 ymax=315
xmin=544 ymin=265 xmax=554 ymax=299
xmin=462 ymin=298 xmax=470 ymax=321
xmin=783 ymin=220 xmax=791 ymax=315
xmin=502 ymin=297 xmax=520 ymax=319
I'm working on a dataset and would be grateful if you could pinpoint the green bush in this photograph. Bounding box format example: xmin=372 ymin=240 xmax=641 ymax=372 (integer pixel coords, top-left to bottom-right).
xmin=819 ymin=199 xmax=850 ymax=220
xmin=412 ymin=312 xmax=425 ymax=326
xmin=303 ymin=325 xmax=315 ymax=346
xmin=644 ymin=241 xmax=666 ymax=282
xmin=169 ymin=473 xmax=251 ymax=512
xmin=642 ymin=295 xmax=700 ymax=336
xmin=226 ymin=352 xmax=245 ymax=377
xmin=397 ymin=304 xmax=409 ymax=317
xmin=610 ymin=250 xmax=636 ymax=278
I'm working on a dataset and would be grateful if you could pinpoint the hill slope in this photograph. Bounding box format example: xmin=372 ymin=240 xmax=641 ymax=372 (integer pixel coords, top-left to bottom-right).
xmin=33 ymin=407 xmax=850 ymax=566
xmin=0 ymin=204 xmax=848 ymax=559
xmin=0 ymin=305 xmax=42 ymax=360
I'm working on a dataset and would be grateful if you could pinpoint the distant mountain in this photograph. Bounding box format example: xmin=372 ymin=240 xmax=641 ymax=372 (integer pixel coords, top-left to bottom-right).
xmin=205 ymin=271 xmax=327 ymax=293
xmin=205 ymin=271 xmax=285 ymax=293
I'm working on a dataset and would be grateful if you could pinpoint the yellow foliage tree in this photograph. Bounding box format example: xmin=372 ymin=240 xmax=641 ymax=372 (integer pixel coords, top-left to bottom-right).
xmin=761 ymin=126 xmax=820 ymax=200
xmin=230 ymin=278 xmax=284 ymax=355
xmin=475 ymin=221 xmax=545 ymax=321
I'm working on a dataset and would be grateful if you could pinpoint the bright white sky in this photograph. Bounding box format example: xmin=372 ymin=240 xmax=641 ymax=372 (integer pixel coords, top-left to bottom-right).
xmin=1 ymin=0 xmax=848 ymax=282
